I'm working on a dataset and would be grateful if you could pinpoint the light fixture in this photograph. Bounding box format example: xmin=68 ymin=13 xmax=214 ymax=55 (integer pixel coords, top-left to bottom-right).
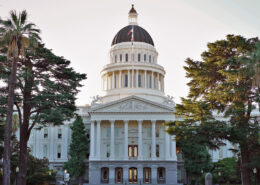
xmin=16 ymin=167 xmax=19 ymax=173
xmin=253 ymin=168 xmax=257 ymax=174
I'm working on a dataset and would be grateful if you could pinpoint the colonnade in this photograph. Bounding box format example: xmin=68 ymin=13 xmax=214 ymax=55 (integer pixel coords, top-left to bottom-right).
xmin=89 ymin=120 xmax=177 ymax=161
xmin=103 ymin=69 xmax=165 ymax=91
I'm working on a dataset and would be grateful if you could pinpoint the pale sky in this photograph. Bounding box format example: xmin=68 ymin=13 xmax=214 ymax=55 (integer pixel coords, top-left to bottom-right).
xmin=1 ymin=0 xmax=260 ymax=106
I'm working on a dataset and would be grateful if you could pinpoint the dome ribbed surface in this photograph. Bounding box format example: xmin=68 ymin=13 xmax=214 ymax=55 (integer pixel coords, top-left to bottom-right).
xmin=111 ymin=25 xmax=154 ymax=46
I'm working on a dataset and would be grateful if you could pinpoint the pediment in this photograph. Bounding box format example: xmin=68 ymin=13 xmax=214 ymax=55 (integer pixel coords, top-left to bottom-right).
xmin=91 ymin=96 xmax=174 ymax=113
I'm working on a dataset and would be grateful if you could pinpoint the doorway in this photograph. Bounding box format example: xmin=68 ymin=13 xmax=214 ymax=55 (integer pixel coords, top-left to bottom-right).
xmin=115 ymin=167 xmax=123 ymax=184
xmin=129 ymin=167 xmax=137 ymax=184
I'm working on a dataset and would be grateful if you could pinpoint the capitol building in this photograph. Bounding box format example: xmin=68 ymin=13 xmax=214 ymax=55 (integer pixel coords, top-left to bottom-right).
xmin=25 ymin=5 xmax=237 ymax=185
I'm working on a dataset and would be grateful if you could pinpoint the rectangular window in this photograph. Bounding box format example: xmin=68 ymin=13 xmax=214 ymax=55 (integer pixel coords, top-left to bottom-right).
xmin=58 ymin=128 xmax=62 ymax=139
xmin=124 ymin=75 xmax=128 ymax=87
xmin=107 ymin=128 xmax=111 ymax=138
xmin=138 ymin=54 xmax=141 ymax=62
xmin=138 ymin=75 xmax=141 ymax=87
xmin=148 ymin=144 xmax=151 ymax=158
xmin=146 ymin=128 xmax=152 ymax=138
xmin=57 ymin=145 xmax=61 ymax=159
xmin=144 ymin=54 xmax=146 ymax=61
xmin=115 ymin=128 xmax=119 ymax=138
xmin=43 ymin=144 xmax=48 ymax=158
xmin=156 ymin=144 xmax=160 ymax=157
xmin=106 ymin=144 xmax=110 ymax=158
xmin=43 ymin=128 xmax=48 ymax=138
xmin=128 ymin=145 xmax=138 ymax=157
xmin=125 ymin=54 xmax=128 ymax=62
xmin=120 ymin=54 xmax=122 ymax=62
xmin=156 ymin=127 xmax=160 ymax=138
xmin=149 ymin=55 xmax=151 ymax=63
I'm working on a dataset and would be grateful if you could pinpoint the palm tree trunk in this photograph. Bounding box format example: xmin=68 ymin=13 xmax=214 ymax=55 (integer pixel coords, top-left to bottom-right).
xmin=3 ymin=58 xmax=18 ymax=185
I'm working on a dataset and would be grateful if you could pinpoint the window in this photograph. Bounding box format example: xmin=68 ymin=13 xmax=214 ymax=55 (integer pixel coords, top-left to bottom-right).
xmin=115 ymin=167 xmax=123 ymax=184
xmin=107 ymin=127 xmax=111 ymax=138
xmin=146 ymin=128 xmax=152 ymax=138
xmin=138 ymin=53 xmax=141 ymax=62
xmin=138 ymin=75 xmax=141 ymax=87
xmin=125 ymin=54 xmax=128 ymax=62
xmin=115 ymin=128 xmax=119 ymax=137
xmin=124 ymin=75 xmax=128 ymax=87
xmin=143 ymin=168 xmax=151 ymax=183
xmin=148 ymin=144 xmax=151 ymax=158
xmin=144 ymin=54 xmax=146 ymax=61
xmin=149 ymin=55 xmax=151 ymax=63
xmin=57 ymin=144 xmax=61 ymax=159
xmin=120 ymin=54 xmax=122 ymax=62
xmin=156 ymin=127 xmax=160 ymax=138
xmin=106 ymin=144 xmax=110 ymax=158
xmin=115 ymin=55 xmax=117 ymax=63
xmin=43 ymin=144 xmax=48 ymax=158
xmin=156 ymin=144 xmax=160 ymax=157
xmin=149 ymin=75 xmax=152 ymax=88
xmin=58 ymin=128 xmax=62 ymax=139
xmin=101 ymin=167 xmax=109 ymax=184
xmin=157 ymin=167 xmax=166 ymax=184
xmin=128 ymin=145 xmax=138 ymax=158
xmin=43 ymin=128 xmax=48 ymax=138
xmin=129 ymin=168 xmax=137 ymax=184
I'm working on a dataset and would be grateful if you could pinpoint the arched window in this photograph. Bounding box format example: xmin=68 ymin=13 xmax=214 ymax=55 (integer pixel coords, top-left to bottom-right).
xmin=57 ymin=144 xmax=61 ymax=159
xmin=125 ymin=54 xmax=128 ymax=62
xmin=157 ymin=167 xmax=166 ymax=184
xmin=129 ymin=167 xmax=137 ymax=183
xmin=143 ymin=167 xmax=151 ymax=183
xmin=101 ymin=167 xmax=109 ymax=184
xmin=115 ymin=167 xmax=123 ymax=184
xmin=138 ymin=53 xmax=141 ymax=62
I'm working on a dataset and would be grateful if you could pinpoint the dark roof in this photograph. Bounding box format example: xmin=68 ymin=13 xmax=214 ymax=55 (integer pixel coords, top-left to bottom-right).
xmin=111 ymin=25 xmax=154 ymax=46
xmin=129 ymin=4 xmax=137 ymax=14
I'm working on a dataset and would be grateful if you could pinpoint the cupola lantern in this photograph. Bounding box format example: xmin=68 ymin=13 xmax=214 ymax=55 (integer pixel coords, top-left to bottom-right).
xmin=128 ymin=4 xmax=138 ymax=25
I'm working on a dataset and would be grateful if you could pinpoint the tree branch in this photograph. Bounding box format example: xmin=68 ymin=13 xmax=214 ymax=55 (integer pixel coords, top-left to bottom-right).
xmin=14 ymin=102 xmax=22 ymax=126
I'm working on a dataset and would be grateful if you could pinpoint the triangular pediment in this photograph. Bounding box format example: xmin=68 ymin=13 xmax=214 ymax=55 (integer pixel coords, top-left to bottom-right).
xmin=91 ymin=96 xmax=174 ymax=113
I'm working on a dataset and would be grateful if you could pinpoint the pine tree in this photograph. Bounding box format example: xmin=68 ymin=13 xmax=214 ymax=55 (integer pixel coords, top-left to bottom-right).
xmin=64 ymin=115 xmax=89 ymax=185
xmin=167 ymin=35 xmax=260 ymax=185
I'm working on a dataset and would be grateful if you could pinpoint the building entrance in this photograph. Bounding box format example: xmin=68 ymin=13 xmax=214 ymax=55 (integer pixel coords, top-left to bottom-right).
xmin=129 ymin=167 xmax=138 ymax=184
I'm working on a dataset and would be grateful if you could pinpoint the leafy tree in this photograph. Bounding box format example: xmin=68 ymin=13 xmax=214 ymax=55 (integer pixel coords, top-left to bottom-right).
xmin=167 ymin=35 xmax=260 ymax=185
xmin=177 ymin=139 xmax=212 ymax=184
xmin=0 ymin=41 xmax=86 ymax=185
xmin=64 ymin=115 xmax=89 ymax=185
xmin=0 ymin=10 xmax=41 ymax=185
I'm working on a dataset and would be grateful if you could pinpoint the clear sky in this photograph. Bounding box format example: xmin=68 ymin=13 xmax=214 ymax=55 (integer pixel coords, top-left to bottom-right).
xmin=1 ymin=0 xmax=260 ymax=106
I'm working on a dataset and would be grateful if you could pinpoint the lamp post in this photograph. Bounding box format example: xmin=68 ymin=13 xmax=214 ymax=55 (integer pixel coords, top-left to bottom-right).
xmin=253 ymin=168 xmax=257 ymax=185
xmin=15 ymin=167 xmax=19 ymax=185
xmin=64 ymin=169 xmax=70 ymax=185
xmin=218 ymin=171 xmax=221 ymax=185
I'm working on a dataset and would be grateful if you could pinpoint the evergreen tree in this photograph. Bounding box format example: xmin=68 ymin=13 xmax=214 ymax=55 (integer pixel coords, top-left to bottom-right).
xmin=167 ymin=35 xmax=260 ymax=185
xmin=64 ymin=115 xmax=89 ymax=184
xmin=0 ymin=42 xmax=86 ymax=185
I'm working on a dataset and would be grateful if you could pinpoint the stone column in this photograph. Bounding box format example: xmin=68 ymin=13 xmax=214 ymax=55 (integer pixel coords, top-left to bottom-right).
xmin=171 ymin=135 xmax=177 ymax=161
xmin=90 ymin=120 xmax=95 ymax=159
xmin=162 ymin=76 xmax=165 ymax=92
xmin=132 ymin=68 xmax=134 ymax=88
xmin=124 ymin=120 xmax=129 ymax=160
xmin=136 ymin=70 xmax=139 ymax=88
xmin=144 ymin=70 xmax=147 ymax=88
xmin=96 ymin=120 xmax=101 ymax=160
xmin=106 ymin=73 xmax=109 ymax=90
xmin=110 ymin=120 xmax=115 ymax=160
xmin=151 ymin=165 xmax=157 ymax=184
xmin=127 ymin=70 xmax=130 ymax=88
xmin=165 ymin=125 xmax=170 ymax=160
xmin=123 ymin=166 xmax=128 ymax=184
xmin=112 ymin=71 xmax=115 ymax=89
xmin=151 ymin=120 xmax=156 ymax=159
xmin=138 ymin=120 xmax=143 ymax=160
xmin=119 ymin=70 xmax=122 ymax=88
xmin=151 ymin=71 xmax=154 ymax=89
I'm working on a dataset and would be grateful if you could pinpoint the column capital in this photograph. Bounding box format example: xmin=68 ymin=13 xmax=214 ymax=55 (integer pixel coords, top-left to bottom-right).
xmin=109 ymin=120 xmax=115 ymax=123
xmin=137 ymin=120 xmax=143 ymax=124
xmin=123 ymin=120 xmax=129 ymax=123
xmin=151 ymin=120 xmax=156 ymax=124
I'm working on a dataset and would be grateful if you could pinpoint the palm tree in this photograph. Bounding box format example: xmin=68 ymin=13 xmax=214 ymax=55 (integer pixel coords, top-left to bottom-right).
xmin=0 ymin=10 xmax=40 ymax=185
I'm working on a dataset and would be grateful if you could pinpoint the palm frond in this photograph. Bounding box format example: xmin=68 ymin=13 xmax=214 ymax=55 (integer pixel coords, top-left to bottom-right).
xmin=0 ymin=19 xmax=13 ymax=28
xmin=20 ymin=10 xmax=27 ymax=25
xmin=10 ymin=10 xmax=19 ymax=28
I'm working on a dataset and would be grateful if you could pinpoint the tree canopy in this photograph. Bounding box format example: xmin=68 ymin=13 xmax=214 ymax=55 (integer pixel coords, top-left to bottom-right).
xmin=168 ymin=35 xmax=260 ymax=185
